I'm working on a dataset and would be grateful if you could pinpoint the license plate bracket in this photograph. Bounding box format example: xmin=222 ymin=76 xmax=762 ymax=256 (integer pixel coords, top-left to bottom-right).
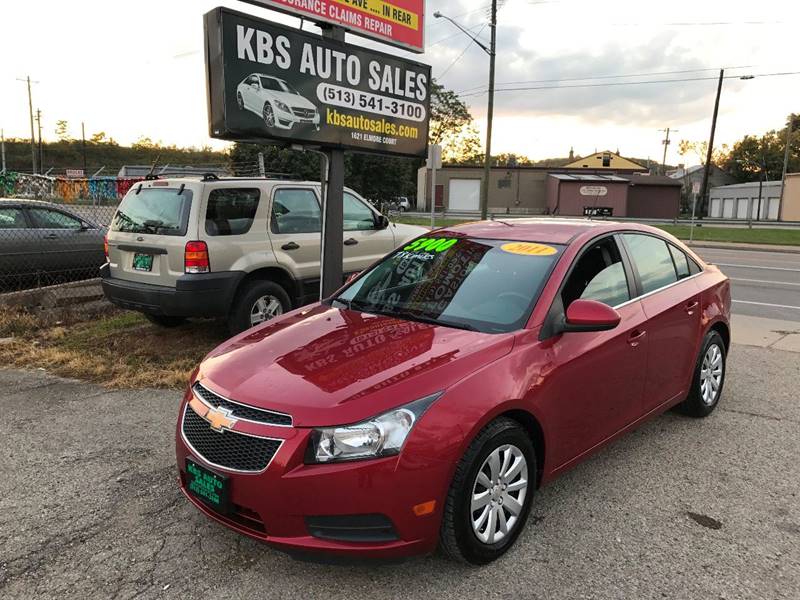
xmin=185 ymin=458 xmax=231 ymax=514
xmin=132 ymin=253 xmax=154 ymax=272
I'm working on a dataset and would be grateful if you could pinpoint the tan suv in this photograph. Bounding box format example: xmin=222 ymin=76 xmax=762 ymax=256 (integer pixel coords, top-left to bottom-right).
xmin=100 ymin=176 xmax=426 ymax=333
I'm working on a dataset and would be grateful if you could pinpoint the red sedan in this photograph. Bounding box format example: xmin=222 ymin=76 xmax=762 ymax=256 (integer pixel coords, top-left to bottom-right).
xmin=176 ymin=220 xmax=730 ymax=564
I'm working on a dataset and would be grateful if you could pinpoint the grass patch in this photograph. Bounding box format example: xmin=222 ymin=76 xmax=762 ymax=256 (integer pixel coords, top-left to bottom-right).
xmin=655 ymin=225 xmax=800 ymax=246
xmin=0 ymin=307 xmax=228 ymax=389
xmin=394 ymin=215 xmax=800 ymax=246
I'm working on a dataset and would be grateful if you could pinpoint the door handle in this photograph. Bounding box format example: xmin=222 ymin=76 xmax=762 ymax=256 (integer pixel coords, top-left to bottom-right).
xmin=43 ymin=233 xmax=58 ymax=239
xmin=685 ymin=300 xmax=699 ymax=315
xmin=343 ymin=238 xmax=359 ymax=246
xmin=281 ymin=242 xmax=299 ymax=251
xmin=627 ymin=329 xmax=646 ymax=347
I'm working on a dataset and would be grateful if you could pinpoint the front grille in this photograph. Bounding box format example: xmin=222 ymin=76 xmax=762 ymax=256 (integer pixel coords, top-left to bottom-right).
xmin=182 ymin=405 xmax=282 ymax=472
xmin=291 ymin=107 xmax=315 ymax=119
xmin=193 ymin=382 xmax=292 ymax=426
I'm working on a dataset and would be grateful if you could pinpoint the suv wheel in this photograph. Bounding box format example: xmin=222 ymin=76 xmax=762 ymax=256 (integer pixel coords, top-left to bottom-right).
xmin=440 ymin=417 xmax=536 ymax=565
xmin=144 ymin=314 xmax=186 ymax=328
xmin=677 ymin=330 xmax=726 ymax=418
xmin=228 ymin=280 xmax=291 ymax=335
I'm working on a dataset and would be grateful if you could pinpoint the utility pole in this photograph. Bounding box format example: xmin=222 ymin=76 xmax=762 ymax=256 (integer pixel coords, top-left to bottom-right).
xmin=699 ymin=69 xmax=724 ymax=218
xmin=36 ymin=109 xmax=43 ymax=172
xmin=480 ymin=0 xmax=497 ymax=220
xmin=659 ymin=127 xmax=677 ymax=175
xmin=17 ymin=75 xmax=38 ymax=174
xmin=81 ymin=121 xmax=87 ymax=173
xmin=778 ymin=114 xmax=795 ymax=214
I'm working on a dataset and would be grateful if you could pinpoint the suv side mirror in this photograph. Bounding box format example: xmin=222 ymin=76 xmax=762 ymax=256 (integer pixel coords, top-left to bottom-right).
xmin=561 ymin=299 xmax=621 ymax=333
xmin=376 ymin=215 xmax=390 ymax=230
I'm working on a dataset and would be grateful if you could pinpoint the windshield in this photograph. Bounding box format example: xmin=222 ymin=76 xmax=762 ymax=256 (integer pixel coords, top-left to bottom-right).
xmin=111 ymin=188 xmax=192 ymax=236
xmin=333 ymin=236 xmax=564 ymax=333
xmin=260 ymin=76 xmax=297 ymax=94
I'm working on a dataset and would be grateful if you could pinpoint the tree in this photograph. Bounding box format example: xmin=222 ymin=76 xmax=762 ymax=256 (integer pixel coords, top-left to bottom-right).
xmin=55 ymin=120 xmax=70 ymax=142
xmin=428 ymin=80 xmax=483 ymax=164
xmin=720 ymin=114 xmax=799 ymax=182
xmin=677 ymin=139 xmax=729 ymax=167
xmin=90 ymin=131 xmax=108 ymax=144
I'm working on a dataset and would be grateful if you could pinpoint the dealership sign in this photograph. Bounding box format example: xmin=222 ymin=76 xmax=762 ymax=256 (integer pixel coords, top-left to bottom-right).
xmin=240 ymin=0 xmax=424 ymax=53
xmin=204 ymin=7 xmax=431 ymax=157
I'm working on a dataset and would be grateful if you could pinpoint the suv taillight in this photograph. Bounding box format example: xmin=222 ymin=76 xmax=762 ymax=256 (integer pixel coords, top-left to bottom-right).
xmin=184 ymin=241 xmax=210 ymax=273
xmin=103 ymin=234 xmax=109 ymax=261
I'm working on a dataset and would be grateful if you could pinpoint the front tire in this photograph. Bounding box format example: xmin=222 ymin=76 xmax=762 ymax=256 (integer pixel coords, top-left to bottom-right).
xmin=262 ymin=102 xmax=275 ymax=129
xmin=677 ymin=330 xmax=726 ymax=418
xmin=440 ymin=417 xmax=536 ymax=565
xmin=237 ymin=92 xmax=244 ymax=110
xmin=228 ymin=280 xmax=291 ymax=335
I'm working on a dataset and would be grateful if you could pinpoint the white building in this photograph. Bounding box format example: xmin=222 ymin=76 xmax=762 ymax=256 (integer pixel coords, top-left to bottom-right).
xmin=708 ymin=180 xmax=782 ymax=221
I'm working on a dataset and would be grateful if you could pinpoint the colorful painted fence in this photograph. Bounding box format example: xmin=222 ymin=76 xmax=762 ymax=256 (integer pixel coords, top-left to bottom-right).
xmin=0 ymin=172 xmax=144 ymax=204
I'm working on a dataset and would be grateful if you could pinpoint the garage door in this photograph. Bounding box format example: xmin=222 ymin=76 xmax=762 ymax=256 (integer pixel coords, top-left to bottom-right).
xmin=722 ymin=198 xmax=735 ymax=218
xmin=709 ymin=198 xmax=721 ymax=217
xmin=736 ymin=198 xmax=750 ymax=219
xmin=448 ymin=179 xmax=481 ymax=211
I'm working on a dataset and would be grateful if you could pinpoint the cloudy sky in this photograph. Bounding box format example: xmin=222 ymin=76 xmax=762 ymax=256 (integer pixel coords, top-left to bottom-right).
xmin=1 ymin=0 xmax=798 ymax=165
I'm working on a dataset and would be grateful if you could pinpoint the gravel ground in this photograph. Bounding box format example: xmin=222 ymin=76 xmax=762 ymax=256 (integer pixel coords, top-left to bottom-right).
xmin=1 ymin=344 xmax=798 ymax=599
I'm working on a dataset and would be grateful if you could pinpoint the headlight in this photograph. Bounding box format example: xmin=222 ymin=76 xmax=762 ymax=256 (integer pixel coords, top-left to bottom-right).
xmin=275 ymin=100 xmax=291 ymax=113
xmin=307 ymin=392 xmax=442 ymax=464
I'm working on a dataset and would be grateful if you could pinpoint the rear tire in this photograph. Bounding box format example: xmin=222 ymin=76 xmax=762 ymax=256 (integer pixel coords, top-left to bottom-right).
xmin=144 ymin=314 xmax=187 ymax=328
xmin=439 ymin=417 xmax=536 ymax=565
xmin=228 ymin=280 xmax=291 ymax=335
xmin=677 ymin=330 xmax=726 ymax=418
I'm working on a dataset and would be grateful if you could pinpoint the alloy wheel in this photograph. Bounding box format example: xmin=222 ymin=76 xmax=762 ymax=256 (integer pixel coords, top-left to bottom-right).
xmin=250 ymin=294 xmax=283 ymax=326
xmin=470 ymin=444 xmax=528 ymax=544
xmin=263 ymin=103 xmax=275 ymax=128
xmin=237 ymin=92 xmax=244 ymax=110
xmin=700 ymin=343 xmax=723 ymax=405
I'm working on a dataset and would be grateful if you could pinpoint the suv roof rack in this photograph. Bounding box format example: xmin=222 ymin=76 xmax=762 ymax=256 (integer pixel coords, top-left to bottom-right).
xmin=201 ymin=173 xmax=220 ymax=182
xmin=144 ymin=173 xmax=159 ymax=181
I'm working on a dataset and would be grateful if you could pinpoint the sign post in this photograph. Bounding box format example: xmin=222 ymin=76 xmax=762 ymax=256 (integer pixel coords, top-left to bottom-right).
xmin=690 ymin=181 xmax=700 ymax=242
xmin=427 ymin=143 xmax=441 ymax=228
xmin=204 ymin=6 xmax=431 ymax=298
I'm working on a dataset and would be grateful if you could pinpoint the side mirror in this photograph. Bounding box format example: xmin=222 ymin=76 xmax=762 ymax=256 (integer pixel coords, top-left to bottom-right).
xmin=562 ymin=299 xmax=621 ymax=333
xmin=376 ymin=215 xmax=390 ymax=230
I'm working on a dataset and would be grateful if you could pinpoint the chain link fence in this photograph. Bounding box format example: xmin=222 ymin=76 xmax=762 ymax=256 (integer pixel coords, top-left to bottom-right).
xmin=0 ymin=172 xmax=125 ymax=309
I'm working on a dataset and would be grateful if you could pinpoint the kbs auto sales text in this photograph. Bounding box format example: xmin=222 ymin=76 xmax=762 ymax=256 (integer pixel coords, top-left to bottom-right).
xmin=236 ymin=25 xmax=428 ymax=101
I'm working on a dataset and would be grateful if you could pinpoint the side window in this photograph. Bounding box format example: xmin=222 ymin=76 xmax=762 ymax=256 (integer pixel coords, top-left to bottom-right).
xmin=29 ymin=208 xmax=82 ymax=229
xmin=205 ymin=188 xmax=260 ymax=236
xmin=343 ymin=193 xmax=377 ymax=231
xmin=0 ymin=207 xmax=28 ymax=229
xmin=622 ymin=233 xmax=678 ymax=294
xmin=669 ymin=244 xmax=690 ymax=279
xmin=561 ymin=237 xmax=631 ymax=309
xmin=271 ymin=188 xmax=321 ymax=234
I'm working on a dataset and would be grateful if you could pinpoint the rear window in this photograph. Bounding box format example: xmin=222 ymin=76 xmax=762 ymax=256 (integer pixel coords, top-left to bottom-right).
xmin=112 ymin=188 xmax=192 ymax=236
xmin=205 ymin=188 xmax=260 ymax=236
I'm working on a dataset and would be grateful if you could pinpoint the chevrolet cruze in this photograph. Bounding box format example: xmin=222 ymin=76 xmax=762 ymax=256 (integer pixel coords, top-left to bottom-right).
xmin=176 ymin=219 xmax=730 ymax=564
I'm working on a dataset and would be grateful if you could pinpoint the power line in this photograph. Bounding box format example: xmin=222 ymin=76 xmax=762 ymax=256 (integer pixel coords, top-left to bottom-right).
xmin=437 ymin=24 xmax=489 ymax=78
xmin=455 ymin=65 xmax=755 ymax=94
xmin=458 ymin=70 xmax=800 ymax=98
xmin=429 ymin=23 xmax=489 ymax=47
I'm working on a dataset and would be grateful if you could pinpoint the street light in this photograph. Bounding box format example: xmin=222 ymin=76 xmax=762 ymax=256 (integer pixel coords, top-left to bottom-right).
xmin=434 ymin=3 xmax=497 ymax=220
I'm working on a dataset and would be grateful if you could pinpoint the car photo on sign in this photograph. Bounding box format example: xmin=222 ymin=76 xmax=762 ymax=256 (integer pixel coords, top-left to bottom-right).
xmin=236 ymin=73 xmax=320 ymax=131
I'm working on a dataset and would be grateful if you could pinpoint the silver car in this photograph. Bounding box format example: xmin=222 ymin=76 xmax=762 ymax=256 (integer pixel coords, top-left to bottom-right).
xmin=0 ymin=199 xmax=106 ymax=291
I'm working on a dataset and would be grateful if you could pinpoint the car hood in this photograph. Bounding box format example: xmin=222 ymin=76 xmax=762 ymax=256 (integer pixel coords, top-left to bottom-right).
xmin=196 ymin=304 xmax=515 ymax=427
xmin=266 ymin=90 xmax=316 ymax=110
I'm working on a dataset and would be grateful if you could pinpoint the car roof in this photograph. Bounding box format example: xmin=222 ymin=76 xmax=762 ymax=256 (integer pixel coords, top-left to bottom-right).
xmin=434 ymin=218 xmax=670 ymax=246
xmin=0 ymin=197 xmax=73 ymax=210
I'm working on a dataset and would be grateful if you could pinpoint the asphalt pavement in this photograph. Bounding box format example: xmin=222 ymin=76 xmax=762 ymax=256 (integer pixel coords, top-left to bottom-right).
xmin=692 ymin=246 xmax=800 ymax=322
xmin=1 ymin=335 xmax=798 ymax=599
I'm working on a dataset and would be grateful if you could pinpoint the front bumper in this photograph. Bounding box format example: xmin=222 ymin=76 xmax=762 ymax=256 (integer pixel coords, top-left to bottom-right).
xmin=275 ymin=108 xmax=320 ymax=130
xmin=100 ymin=264 xmax=244 ymax=318
xmin=175 ymin=387 xmax=452 ymax=559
